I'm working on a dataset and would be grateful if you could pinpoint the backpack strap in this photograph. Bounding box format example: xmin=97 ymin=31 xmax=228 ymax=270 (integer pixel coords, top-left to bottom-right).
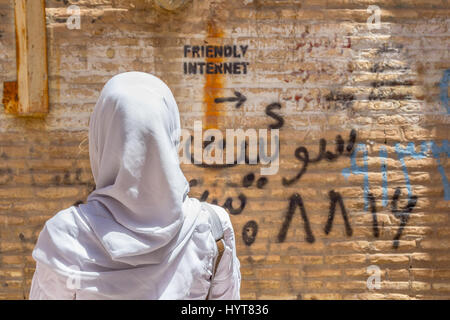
xmin=202 ymin=203 xmax=225 ymax=300
xmin=204 ymin=202 xmax=224 ymax=241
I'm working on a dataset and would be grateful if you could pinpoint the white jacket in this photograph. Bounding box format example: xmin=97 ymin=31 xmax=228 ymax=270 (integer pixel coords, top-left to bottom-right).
xmin=30 ymin=200 xmax=241 ymax=300
xmin=29 ymin=72 xmax=241 ymax=300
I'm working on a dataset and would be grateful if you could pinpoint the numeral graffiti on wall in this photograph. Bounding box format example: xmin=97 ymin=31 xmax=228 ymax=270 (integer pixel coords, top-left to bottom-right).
xmin=188 ymin=91 xmax=449 ymax=249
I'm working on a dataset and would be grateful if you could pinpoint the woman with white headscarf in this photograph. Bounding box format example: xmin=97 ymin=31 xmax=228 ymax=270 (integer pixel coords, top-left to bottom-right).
xmin=29 ymin=72 xmax=241 ymax=300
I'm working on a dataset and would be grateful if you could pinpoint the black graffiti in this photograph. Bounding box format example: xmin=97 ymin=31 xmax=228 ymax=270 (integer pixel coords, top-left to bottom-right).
xmin=191 ymin=136 xmax=236 ymax=168
xmin=371 ymin=80 xmax=413 ymax=88
xmin=243 ymin=173 xmax=255 ymax=188
xmin=184 ymin=45 xmax=249 ymax=58
xmin=188 ymin=102 xmax=284 ymax=168
xmin=368 ymin=193 xmax=380 ymax=238
xmin=200 ymin=190 xmax=209 ymax=202
xmin=366 ymin=189 xmax=418 ymax=246
xmin=282 ymin=147 xmax=308 ymax=186
xmin=189 ymin=179 xmax=199 ymax=187
xmin=190 ymin=137 xmax=258 ymax=168
xmin=193 ymin=184 xmax=417 ymax=248
xmin=223 ymin=194 xmax=247 ymax=215
xmin=265 ymin=103 xmax=284 ymax=129
xmin=242 ymin=220 xmax=258 ymax=246
xmin=275 ymin=190 xmax=353 ymax=244
xmin=277 ymin=193 xmax=315 ymax=243
xmin=186 ymin=116 xmax=419 ymax=249
xmin=198 ymin=189 xmax=246 ymax=215
xmin=214 ymin=91 xmax=246 ymax=108
xmin=325 ymin=91 xmax=355 ymax=109
xmin=282 ymin=129 xmax=356 ymax=186
xmin=324 ymin=190 xmax=353 ymax=237
xmin=183 ymin=62 xmax=249 ymax=75
xmin=243 ymin=172 xmax=268 ymax=189
xmin=346 ymin=129 xmax=356 ymax=152
xmin=391 ymin=187 xmax=418 ymax=249
xmin=189 ymin=173 xmax=250 ymax=215
xmin=256 ymin=177 xmax=268 ymax=189
xmin=51 ymin=168 xmax=84 ymax=186
xmin=187 ymin=100 xmax=284 ymax=168
xmin=274 ymin=188 xmax=418 ymax=247
xmin=368 ymin=92 xmax=412 ymax=101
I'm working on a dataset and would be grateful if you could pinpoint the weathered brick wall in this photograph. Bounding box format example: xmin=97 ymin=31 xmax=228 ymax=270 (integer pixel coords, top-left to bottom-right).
xmin=0 ymin=0 xmax=449 ymax=299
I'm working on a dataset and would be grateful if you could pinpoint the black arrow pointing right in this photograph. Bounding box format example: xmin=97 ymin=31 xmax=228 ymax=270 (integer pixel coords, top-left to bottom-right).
xmin=214 ymin=91 xmax=246 ymax=108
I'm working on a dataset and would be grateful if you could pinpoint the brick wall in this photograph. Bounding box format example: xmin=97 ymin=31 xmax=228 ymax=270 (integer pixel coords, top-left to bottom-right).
xmin=0 ymin=0 xmax=449 ymax=299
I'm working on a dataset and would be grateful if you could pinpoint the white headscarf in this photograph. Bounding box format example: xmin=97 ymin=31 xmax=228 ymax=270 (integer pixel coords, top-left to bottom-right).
xmin=32 ymin=72 xmax=208 ymax=299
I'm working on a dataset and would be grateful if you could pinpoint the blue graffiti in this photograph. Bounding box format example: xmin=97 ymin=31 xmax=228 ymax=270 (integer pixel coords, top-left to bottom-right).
xmin=342 ymin=143 xmax=370 ymax=210
xmin=395 ymin=142 xmax=429 ymax=199
xmin=343 ymin=140 xmax=449 ymax=211
xmin=395 ymin=141 xmax=449 ymax=201
xmin=440 ymin=69 xmax=450 ymax=114
xmin=430 ymin=140 xmax=450 ymax=200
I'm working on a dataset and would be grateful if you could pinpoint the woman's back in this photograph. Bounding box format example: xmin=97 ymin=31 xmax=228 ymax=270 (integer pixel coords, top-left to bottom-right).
xmin=29 ymin=72 xmax=241 ymax=300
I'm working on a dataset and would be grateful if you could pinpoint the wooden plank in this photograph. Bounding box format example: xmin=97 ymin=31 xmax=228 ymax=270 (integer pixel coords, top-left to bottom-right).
xmin=7 ymin=0 xmax=48 ymax=116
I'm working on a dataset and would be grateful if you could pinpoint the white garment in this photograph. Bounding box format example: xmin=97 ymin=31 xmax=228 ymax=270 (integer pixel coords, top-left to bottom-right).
xmin=30 ymin=72 xmax=241 ymax=299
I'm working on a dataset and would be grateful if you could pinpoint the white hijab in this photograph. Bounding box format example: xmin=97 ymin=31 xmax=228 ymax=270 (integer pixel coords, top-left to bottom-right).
xmin=32 ymin=72 xmax=206 ymax=298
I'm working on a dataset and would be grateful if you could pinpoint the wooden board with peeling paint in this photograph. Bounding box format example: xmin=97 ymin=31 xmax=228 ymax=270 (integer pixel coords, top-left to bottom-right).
xmin=5 ymin=0 xmax=48 ymax=116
